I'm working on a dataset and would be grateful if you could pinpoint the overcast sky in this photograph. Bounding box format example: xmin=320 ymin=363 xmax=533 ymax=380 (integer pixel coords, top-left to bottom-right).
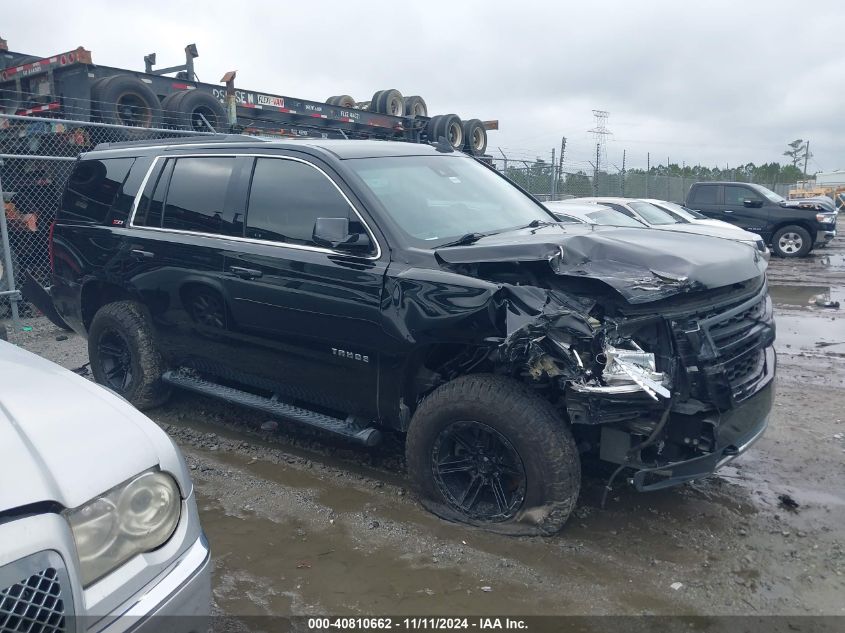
xmin=5 ymin=0 xmax=844 ymax=172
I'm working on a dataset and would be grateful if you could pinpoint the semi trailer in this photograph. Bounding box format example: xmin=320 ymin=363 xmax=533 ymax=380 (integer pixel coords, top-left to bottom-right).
xmin=0 ymin=36 xmax=495 ymax=154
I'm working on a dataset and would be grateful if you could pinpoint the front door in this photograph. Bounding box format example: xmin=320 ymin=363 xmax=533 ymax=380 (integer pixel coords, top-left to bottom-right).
xmin=220 ymin=155 xmax=387 ymax=419
xmin=722 ymin=184 xmax=769 ymax=236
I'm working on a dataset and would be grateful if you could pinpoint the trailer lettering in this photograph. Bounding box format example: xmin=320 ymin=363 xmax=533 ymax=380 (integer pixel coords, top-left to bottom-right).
xmin=257 ymin=94 xmax=285 ymax=108
xmin=340 ymin=110 xmax=360 ymax=120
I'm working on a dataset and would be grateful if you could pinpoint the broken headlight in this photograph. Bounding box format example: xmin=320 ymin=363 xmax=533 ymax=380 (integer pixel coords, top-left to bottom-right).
xmin=570 ymin=340 xmax=671 ymax=400
xmin=66 ymin=470 xmax=181 ymax=587
xmin=601 ymin=344 xmax=670 ymax=400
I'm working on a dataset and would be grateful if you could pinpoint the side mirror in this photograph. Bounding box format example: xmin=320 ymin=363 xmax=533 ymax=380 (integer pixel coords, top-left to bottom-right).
xmin=312 ymin=217 xmax=372 ymax=251
xmin=743 ymin=198 xmax=762 ymax=208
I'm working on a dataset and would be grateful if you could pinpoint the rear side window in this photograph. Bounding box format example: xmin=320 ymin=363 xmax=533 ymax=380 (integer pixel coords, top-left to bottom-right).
xmin=162 ymin=157 xmax=242 ymax=236
xmin=246 ymin=158 xmax=357 ymax=246
xmin=61 ymin=158 xmax=135 ymax=223
xmin=689 ymin=185 xmax=717 ymax=204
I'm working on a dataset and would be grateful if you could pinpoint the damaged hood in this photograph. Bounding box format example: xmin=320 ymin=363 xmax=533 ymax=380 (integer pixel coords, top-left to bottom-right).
xmin=780 ymin=198 xmax=836 ymax=213
xmin=0 ymin=340 xmax=187 ymax=512
xmin=436 ymin=225 xmax=767 ymax=303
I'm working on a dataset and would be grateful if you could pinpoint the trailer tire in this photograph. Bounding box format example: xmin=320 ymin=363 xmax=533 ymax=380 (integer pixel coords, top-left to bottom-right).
xmin=462 ymin=119 xmax=487 ymax=155
xmin=326 ymin=95 xmax=357 ymax=108
xmin=426 ymin=114 xmax=463 ymax=150
xmin=88 ymin=300 xmax=171 ymax=410
xmin=91 ymin=74 xmax=163 ymax=129
xmin=406 ymin=374 xmax=580 ymax=536
xmin=403 ymin=95 xmax=428 ymax=118
xmin=162 ymin=90 xmax=226 ymax=132
xmin=369 ymin=89 xmax=404 ymax=116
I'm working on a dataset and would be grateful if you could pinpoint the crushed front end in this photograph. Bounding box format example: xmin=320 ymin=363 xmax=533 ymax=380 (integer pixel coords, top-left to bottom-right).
xmin=431 ymin=226 xmax=775 ymax=492
xmin=560 ymin=276 xmax=775 ymax=490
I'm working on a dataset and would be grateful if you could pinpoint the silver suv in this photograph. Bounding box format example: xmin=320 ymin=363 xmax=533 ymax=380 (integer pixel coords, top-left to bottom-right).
xmin=0 ymin=339 xmax=209 ymax=632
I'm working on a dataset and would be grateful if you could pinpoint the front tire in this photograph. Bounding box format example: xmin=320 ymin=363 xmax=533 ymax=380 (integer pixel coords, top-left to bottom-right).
xmin=88 ymin=301 xmax=171 ymax=409
xmin=772 ymin=225 xmax=812 ymax=257
xmin=406 ymin=374 xmax=580 ymax=535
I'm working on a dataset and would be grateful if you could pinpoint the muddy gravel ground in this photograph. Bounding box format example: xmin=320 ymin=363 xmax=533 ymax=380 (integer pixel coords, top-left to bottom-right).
xmin=4 ymin=241 xmax=845 ymax=619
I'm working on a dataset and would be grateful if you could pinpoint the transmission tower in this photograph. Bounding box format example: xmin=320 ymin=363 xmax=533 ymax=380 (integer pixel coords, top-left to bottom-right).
xmin=588 ymin=110 xmax=612 ymax=173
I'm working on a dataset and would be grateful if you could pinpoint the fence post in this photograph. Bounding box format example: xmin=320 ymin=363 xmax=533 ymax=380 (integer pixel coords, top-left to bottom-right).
xmin=0 ymin=160 xmax=20 ymax=324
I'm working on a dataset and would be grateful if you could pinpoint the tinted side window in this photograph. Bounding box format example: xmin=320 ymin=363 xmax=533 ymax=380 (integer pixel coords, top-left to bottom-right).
xmin=134 ymin=159 xmax=173 ymax=228
xmin=162 ymin=157 xmax=242 ymax=236
xmin=690 ymin=185 xmax=717 ymax=204
xmin=60 ymin=158 xmax=135 ymax=223
xmin=724 ymin=185 xmax=762 ymax=205
xmin=246 ymin=158 xmax=355 ymax=246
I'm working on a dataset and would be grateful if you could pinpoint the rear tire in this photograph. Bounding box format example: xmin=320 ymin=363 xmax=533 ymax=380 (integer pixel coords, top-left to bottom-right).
xmin=406 ymin=374 xmax=580 ymax=535
xmin=161 ymin=90 xmax=226 ymax=132
xmin=326 ymin=95 xmax=356 ymax=108
xmin=425 ymin=114 xmax=463 ymax=150
xmin=772 ymin=225 xmax=812 ymax=257
xmin=369 ymin=89 xmax=404 ymax=116
xmin=462 ymin=118 xmax=487 ymax=155
xmin=91 ymin=74 xmax=163 ymax=129
xmin=88 ymin=301 xmax=171 ymax=409
xmin=403 ymin=95 xmax=428 ymax=118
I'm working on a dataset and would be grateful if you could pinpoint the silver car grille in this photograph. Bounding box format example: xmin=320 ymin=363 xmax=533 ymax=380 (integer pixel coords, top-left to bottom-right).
xmin=0 ymin=552 xmax=73 ymax=633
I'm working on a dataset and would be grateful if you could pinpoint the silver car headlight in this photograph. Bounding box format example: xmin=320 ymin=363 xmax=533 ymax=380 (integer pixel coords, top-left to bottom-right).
xmin=66 ymin=471 xmax=181 ymax=587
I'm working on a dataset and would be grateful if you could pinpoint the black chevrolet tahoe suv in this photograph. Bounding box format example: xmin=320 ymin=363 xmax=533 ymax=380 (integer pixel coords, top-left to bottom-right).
xmin=686 ymin=181 xmax=837 ymax=258
xmin=42 ymin=136 xmax=775 ymax=535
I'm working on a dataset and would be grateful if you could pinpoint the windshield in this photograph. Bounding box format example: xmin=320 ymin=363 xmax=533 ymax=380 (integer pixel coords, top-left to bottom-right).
xmin=749 ymin=183 xmax=785 ymax=203
xmin=654 ymin=200 xmax=707 ymax=220
xmin=346 ymin=155 xmax=555 ymax=246
xmin=628 ymin=201 xmax=683 ymax=225
xmin=586 ymin=208 xmax=644 ymax=227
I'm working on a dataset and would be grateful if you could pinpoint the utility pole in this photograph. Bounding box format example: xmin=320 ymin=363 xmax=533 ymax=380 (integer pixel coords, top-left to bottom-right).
xmin=593 ymin=143 xmax=600 ymax=195
xmin=621 ymin=149 xmax=626 ymax=197
xmin=646 ymin=152 xmax=650 ymax=197
xmin=550 ymin=148 xmax=556 ymax=200
xmin=667 ymin=156 xmax=670 ymax=200
xmin=803 ymin=140 xmax=811 ymax=180
xmin=558 ymin=136 xmax=566 ymax=195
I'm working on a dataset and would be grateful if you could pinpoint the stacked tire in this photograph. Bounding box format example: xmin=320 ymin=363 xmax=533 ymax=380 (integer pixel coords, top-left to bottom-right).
xmin=91 ymin=75 xmax=162 ymax=128
xmin=161 ymin=90 xmax=226 ymax=132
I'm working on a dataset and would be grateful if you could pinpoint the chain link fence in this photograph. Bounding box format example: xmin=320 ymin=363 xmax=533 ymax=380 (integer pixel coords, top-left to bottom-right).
xmin=0 ymin=112 xmax=216 ymax=322
xmin=488 ymin=158 xmax=795 ymax=203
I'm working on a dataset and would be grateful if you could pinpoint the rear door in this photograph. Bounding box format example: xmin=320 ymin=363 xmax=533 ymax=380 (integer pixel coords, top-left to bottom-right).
xmin=220 ymin=154 xmax=387 ymax=419
xmin=124 ymin=154 xmax=248 ymax=373
xmin=687 ymin=184 xmax=725 ymax=222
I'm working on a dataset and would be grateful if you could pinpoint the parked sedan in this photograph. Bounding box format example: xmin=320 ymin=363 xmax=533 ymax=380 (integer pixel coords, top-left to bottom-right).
xmin=642 ymin=198 xmax=738 ymax=230
xmin=545 ymin=201 xmax=646 ymax=227
xmin=576 ymin=197 xmax=770 ymax=259
xmin=0 ymin=340 xmax=210 ymax=632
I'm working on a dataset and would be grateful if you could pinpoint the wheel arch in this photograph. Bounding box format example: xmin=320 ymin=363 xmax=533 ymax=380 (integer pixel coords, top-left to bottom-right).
xmin=80 ymin=279 xmax=133 ymax=331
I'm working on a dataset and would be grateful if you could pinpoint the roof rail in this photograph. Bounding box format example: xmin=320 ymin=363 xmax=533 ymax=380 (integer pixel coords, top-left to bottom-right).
xmin=93 ymin=133 xmax=263 ymax=150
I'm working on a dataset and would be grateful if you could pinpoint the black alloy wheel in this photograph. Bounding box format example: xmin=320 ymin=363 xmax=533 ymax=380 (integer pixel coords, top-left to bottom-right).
xmin=97 ymin=328 xmax=134 ymax=391
xmin=431 ymin=420 xmax=527 ymax=522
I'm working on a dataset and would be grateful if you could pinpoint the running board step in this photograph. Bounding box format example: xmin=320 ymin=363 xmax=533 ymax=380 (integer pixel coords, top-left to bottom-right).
xmin=161 ymin=370 xmax=381 ymax=447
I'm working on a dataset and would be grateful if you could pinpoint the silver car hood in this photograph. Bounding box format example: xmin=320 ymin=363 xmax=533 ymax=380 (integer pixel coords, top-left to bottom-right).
xmin=655 ymin=222 xmax=760 ymax=242
xmin=0 ymin=340 xmax=188 ymax=512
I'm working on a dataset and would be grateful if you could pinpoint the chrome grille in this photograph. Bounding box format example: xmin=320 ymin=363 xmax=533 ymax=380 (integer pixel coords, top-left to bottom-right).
xmin=0 ymin=553 xmax=72 ymax=633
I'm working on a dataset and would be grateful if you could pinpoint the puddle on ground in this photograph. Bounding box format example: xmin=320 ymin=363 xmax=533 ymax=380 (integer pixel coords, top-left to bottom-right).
xmin=200 ymin=494 xmax=585 ymax=616
xmin=769 ymin=284 xmax=845 ymax=308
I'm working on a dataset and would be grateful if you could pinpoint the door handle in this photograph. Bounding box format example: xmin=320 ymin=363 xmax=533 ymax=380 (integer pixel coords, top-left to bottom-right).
xmin=229 ymin=266 xmax=263 ymax=279
xmin=130 ymin=248 xmax=155 ymax=259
